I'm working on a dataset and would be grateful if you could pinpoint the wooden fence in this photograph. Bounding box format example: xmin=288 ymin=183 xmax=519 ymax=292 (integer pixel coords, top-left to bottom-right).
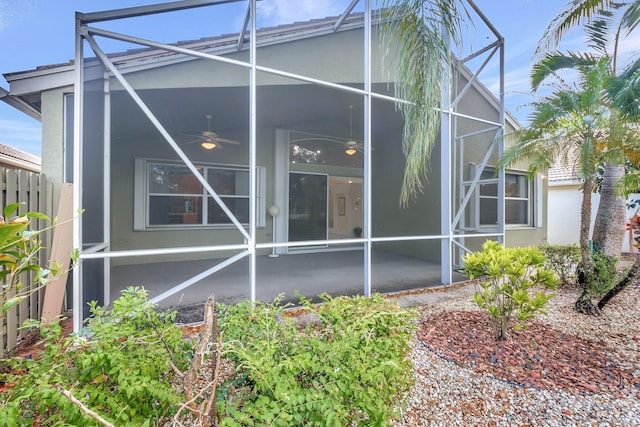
xmin=0 ymin=168 xmax=54 ymax=354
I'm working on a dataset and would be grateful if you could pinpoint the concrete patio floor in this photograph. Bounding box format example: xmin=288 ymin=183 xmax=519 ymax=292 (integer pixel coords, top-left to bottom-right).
xmin=109 ymin=249 xmax=468 ymax=320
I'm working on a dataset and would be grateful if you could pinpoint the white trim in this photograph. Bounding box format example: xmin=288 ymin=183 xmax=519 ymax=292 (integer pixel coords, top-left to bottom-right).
xmin=470 ymin=166 xmax=536 ymax=230
xmin=134 ymin=158 xmax=265 ymax=230
xmin=535 ymin=173 xmax=543 ymax=228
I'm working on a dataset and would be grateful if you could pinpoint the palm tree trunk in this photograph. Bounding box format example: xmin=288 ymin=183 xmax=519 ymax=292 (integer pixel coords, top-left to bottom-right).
xmin=597 ymin=255 xmax=640 ymax=310
xmin=579 ymin=179 xmax=594 ymax=272
xmin=592 ymin=162 xmax=626 ymax=257
xmin=575 ymin=178 xmax=601 ymax=315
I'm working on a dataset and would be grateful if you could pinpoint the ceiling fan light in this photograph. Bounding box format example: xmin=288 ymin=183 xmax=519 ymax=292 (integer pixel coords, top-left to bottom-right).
xmin=345 ymin=147 xmax=357 ymax=156
xmin=201 ymin=140 xmax=217 ymax=150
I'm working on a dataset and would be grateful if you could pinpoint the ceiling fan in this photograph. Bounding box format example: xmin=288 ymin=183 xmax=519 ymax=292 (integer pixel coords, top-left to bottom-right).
xmin=342 ymin=105 xmax=364 ymax=156
xmin=185 ymin=114 xmax=241 ymax=150
xmin=288 ymin=105 xmax=365 ymax=156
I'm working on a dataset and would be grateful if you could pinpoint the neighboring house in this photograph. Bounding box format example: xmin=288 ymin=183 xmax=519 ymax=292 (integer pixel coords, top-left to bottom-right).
xmin=1 ymin=2 xmax=547 ymax=327
xmin=547 ymin=157 xmax=638 ymax=253
xmin=0 ymin=142 xmax=41 ymax=172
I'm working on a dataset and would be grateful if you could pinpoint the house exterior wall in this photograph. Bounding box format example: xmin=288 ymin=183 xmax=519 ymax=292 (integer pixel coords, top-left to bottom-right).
xmin=37 ymin=27 xmax=435 ymax=266
xmin=452 ymin=74 xmax=547 ymax=250
xmin=35 ymin=11 xmax=545 ymax=276
xmin=41 ymin=87 xmax=68 ymax=213
xmin=548 ymin=183 xmax=638 ymax=254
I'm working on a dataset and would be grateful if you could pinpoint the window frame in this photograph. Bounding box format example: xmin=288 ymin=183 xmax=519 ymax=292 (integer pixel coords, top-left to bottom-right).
xmin=134 ymin=158 xmax=265 ymax=230
xmin=471 ymin=166 xmax=537 ymax=230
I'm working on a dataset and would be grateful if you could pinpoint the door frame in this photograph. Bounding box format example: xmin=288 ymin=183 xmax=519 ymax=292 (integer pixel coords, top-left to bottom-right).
xmin=274 ymin=129 xmax=365 ymax=254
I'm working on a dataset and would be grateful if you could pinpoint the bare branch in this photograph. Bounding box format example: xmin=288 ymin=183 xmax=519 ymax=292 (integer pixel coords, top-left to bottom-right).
xmin=56 ymin=385 xmax=115 ymax=427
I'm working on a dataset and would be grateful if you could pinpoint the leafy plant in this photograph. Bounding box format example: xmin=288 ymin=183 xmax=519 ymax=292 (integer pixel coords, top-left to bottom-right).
xmin=0 ymin=202 xmax=71 ymax=318
xmin=217 ymin=293 xmax=417 ymax=426
xmin=579 ymin=251 xmax=619 ymax=296
xmin=462 ymin=241 xmax=558 ymax=340
xmin=0 ymin=287 xmax=194 ymax=426
xmin=539 ymin=243 xmax=580 ymax=286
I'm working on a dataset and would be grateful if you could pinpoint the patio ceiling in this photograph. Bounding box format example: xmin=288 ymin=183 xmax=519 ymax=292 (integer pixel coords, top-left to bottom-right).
xmin=107 ymin=83 xmax=402 ymax=144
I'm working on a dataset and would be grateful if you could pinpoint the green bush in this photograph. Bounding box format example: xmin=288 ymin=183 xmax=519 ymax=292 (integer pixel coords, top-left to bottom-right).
xmin=462 ymin=241 xmax=558 ymax=340
xmin=0 ymin=202 xmax=72 ymax=319
xmin=539 ymin=243 xmax=580 ymax=285
xmin=217 ymin=293 xmax=417 ymax=426
xmin=581 ymin=251 xmax=619 ymax=295
xmin=0 ymin=287 xmax=194 ymax=426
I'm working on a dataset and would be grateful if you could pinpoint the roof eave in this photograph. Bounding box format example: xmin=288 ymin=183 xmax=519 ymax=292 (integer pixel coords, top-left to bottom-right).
xmin=0 ymin=87 xmax=41 ymax=121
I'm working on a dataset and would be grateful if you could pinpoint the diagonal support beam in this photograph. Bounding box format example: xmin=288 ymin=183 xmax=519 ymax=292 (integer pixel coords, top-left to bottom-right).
xmin=83 ymin=30 xmax=251 ymax=242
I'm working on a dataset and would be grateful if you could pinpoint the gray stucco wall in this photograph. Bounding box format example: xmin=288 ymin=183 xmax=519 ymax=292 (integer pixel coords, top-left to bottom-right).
xmin=37 ymin=24 xmax=546 ymax=269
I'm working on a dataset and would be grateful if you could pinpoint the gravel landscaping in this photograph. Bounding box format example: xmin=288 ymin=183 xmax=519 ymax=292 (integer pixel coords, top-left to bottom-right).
xmin=392 ymin=283 xmax=640 ymax=426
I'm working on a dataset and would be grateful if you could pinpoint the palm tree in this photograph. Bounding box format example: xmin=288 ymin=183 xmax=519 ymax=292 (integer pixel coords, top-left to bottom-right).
xmin=378 ymin=0 xmax=467 ymax=205
xmin=499 ymin=57 xmax=616 ymax=314
xmin=536 ymin=1 xmax=640 ymax=258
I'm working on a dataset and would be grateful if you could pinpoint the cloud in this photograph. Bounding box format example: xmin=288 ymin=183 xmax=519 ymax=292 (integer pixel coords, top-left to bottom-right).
xmin=0 ymin=0 xmax=38 ymax=33
xmin=0 ymin=118 xmax=41 ymax=155
xmin=257 ymin=0 xmax=344 ymax=26
xmin=0 ymin=0 xmax=8 ymax=31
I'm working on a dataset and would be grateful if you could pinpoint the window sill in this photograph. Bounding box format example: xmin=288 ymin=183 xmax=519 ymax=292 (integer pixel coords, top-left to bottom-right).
xmin=505 ymin=225 xmax=536 ymax=230
xmin=135 ymin=224 xmax=264 ymax=232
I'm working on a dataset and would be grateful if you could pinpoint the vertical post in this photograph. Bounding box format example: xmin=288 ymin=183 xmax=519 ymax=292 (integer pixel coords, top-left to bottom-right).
xmin=72 ymin=13 xmax=85 ymax=333
xmin=497 ymin=34 xmax=505 ymax=245
xmin=441 ymin=26 xmax=452 ymax=286
xmin=249 ymin=0 xmax=257 ymax=302
xmin=103 ymin=73 xmax=111 ymax=306
xmin=363 ymin=0 xmax=372 ymax=297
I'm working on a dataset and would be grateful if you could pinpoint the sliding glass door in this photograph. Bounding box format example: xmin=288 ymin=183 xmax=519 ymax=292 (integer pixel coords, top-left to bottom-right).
xmin=288 ymin=172 xmax=328 ymax=242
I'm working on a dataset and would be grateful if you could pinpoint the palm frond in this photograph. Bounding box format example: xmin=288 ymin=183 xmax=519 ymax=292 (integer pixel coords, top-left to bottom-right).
xmin=535 ymin=0 xmax=613 ymax=58
xmin=584 ymin=10 xmax=616 ymax=56
xmin=531 ymin=52 xmax=599 ymax=91
xmin=614 ymin=168 xmax=640 ymax=195
xmin=379 ymin=0 xmax=467 ymax=206
xmin=610 ymin=65 xmax=640 ymax=119
xmin=621 ymin=0 xmax=640 ymax=36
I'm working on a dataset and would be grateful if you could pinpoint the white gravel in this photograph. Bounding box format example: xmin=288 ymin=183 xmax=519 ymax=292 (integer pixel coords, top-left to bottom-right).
xmin=392 ymin=284 xmax=640 ymax=427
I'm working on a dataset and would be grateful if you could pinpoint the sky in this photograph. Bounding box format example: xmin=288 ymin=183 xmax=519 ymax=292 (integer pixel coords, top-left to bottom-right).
xmin=0 ymin=0 xmax=586 ymax=157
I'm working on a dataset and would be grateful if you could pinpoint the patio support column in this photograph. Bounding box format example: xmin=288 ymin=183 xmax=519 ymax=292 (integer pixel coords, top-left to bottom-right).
xmin=72 ymin=12 xmax=85 ymax=333
xmin=440 ymin=27 xmax=452 ymax=286
xmin=249 ymin=0 xmax=257 ymax=302
xmin=363 ymin=0 xmax=372 ymax=297
xmin=497 ymin=33 xmax=506 ymax=245
xmin=102 ymin=73 xmax=111 ymax=306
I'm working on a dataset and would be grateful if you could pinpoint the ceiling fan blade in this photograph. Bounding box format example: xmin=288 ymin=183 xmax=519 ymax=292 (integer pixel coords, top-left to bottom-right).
xmin=216 ymin=137 xmax=241 ymax=145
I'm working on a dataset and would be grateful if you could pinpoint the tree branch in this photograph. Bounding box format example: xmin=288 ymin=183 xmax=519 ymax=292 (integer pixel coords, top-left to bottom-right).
xmin=56 ymin=385 xmax=115 ymax=427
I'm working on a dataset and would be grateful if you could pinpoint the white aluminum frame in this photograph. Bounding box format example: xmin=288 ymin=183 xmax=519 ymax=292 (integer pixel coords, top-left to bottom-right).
xmin=72 ymin=0 xmax=505 ymax=331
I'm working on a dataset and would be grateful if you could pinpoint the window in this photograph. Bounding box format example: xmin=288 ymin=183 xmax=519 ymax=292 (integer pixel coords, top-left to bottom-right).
xmin=135 ymin=159 xmax=265 ymax=229
xmin=472 ymin=167 xmax=537 ymax=228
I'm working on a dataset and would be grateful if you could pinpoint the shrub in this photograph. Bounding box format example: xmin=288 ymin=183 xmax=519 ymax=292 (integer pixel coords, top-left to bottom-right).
xmin=0 ymin=203 xmax=72 ymax=319
xmin=0 ymin=287 xmax=194 ymax=426
xmin=539 ymin=243 xmax=580 ymax=286
xmin=217 ymin=293 xmax=417 ymax=426
xmin=462 ymin=241 xmax=558 ymax=340
xmin=580 ymin=251 xmax=619 ymax=295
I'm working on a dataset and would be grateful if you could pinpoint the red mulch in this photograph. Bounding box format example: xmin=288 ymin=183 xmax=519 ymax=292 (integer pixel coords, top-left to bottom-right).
xmin=418 ymin=310 xmax=639 ymax=397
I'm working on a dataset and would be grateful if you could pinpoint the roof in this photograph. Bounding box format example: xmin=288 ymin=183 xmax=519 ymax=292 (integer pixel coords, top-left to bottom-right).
xmin=0 ymin=142 xmax=41 ymax=172
xmin=3 ymin=11 xmax=370 ymax=86
xmin=548 ymin=150 xmax=580 ymax=184
xmin=2 ymin=8 xmax=519 ymax=129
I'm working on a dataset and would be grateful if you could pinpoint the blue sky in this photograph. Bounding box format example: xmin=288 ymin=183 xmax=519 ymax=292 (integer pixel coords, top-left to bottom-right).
xmin=0 ymin=1 xmax=576 ymax=156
